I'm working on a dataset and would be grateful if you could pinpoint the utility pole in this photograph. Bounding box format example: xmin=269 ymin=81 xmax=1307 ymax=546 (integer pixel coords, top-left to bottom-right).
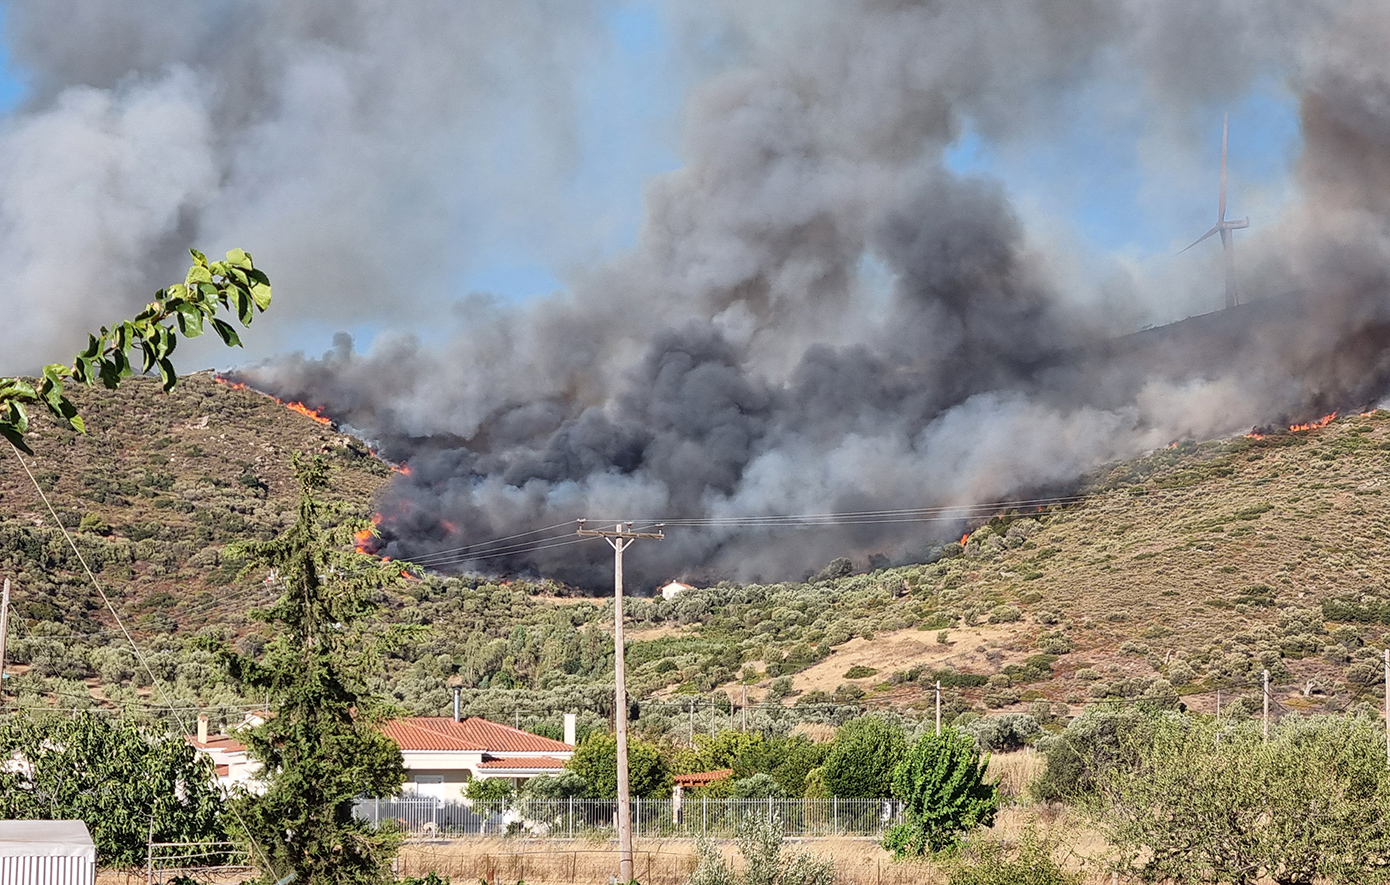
xmin=0 ymin=579 xmax=9 ymax=704
xmin=576 ymin=520 xmax=663 ymax=885
xmin=1262 ymin=669 xmax=1270 ymax=740
xmin=935 ymin=681 xmax=941 ymax=736
xmin=741 ymin=685 xmax=747 ymax=732
xmin=689 ymin=699 xmax=695 ymax=747
xmin=1384 ymin=649 xmax=1389 ymax=767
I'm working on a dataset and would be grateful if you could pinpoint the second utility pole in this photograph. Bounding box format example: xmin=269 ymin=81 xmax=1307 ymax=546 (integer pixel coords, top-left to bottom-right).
xmin=577 ymin=520 xmax=663 ymax=884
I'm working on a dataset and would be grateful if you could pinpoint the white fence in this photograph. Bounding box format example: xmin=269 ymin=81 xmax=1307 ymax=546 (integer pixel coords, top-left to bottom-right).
xmin=354 ymin=796 xmax=903 ymax=839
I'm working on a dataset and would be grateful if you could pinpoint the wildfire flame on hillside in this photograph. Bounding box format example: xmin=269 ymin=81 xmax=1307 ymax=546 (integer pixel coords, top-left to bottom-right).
xmin=1247 ymin=412 xmax=1340 ymax=439
xmin=354 ymin=514 xmax=383 ymax=555
xmin=213 ymin=374 xmax=333 ymax=426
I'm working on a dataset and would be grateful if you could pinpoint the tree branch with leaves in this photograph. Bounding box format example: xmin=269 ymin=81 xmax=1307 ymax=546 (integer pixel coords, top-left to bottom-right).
xmin=0 ymin=247 xmax=271 ymax=453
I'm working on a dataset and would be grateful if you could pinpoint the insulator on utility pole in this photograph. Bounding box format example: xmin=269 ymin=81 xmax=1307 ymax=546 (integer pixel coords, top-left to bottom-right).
xmin=576 ymin=519 xmax=663 ymax=885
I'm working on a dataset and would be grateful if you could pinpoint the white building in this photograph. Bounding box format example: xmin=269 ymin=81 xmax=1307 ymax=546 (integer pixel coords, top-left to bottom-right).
xmin=191 ymin=712 xmax=577 ymax=802
xmin=660 ymin=581 xmax=695 ymax=600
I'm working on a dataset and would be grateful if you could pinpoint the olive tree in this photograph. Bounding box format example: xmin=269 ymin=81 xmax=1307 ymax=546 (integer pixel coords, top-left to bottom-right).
xmin=1101 ymin=714 xmax=1390 ymax=884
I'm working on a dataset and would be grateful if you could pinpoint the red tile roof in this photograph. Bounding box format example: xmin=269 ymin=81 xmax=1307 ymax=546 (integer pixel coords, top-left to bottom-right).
xmin=381 ymin=717 xmax=574 ymax=754
xmin=187 ymin=734 xmax=247 ymax=753
xmin=674 ymin=769 xmax=733 ymax=787
xmin=477 ymin=755 xmax=567 ymax=770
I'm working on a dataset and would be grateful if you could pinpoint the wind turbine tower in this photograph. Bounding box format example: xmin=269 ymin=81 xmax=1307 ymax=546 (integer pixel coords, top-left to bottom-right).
xmin=1181 ymin=114 xmax=1249 ymax=309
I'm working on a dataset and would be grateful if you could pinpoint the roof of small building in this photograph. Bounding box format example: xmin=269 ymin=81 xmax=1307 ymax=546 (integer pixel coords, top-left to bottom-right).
xmin=381 ymin=717 xmax=574 ymax=754
xmin=476 ymin=755 xmax=567 ymax=770
xmin=186 ymin=734 xmax=247 ymax=753
xmin=673 ymin=769 xmax=733 ymax=787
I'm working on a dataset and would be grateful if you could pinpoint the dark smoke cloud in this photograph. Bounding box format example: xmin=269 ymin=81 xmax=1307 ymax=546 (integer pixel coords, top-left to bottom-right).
xmin=7 ymin=1 xmax=1390 ymax=588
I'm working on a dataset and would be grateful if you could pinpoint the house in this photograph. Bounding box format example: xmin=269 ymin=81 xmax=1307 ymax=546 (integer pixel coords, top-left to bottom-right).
xmin=187 ymin=715 xmax=259 ymax=794
xmin=381 ymin=714 xmax=577 ymax=801
xmin=660 ymin=581 xmax=695 ymax=600
xmin=191 ymin=711 xmax=577 ymax=802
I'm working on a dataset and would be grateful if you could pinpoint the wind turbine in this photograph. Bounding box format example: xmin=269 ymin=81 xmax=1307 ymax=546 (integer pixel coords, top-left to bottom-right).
xmin=1181 ymin=113 xmax=1249 ymax=309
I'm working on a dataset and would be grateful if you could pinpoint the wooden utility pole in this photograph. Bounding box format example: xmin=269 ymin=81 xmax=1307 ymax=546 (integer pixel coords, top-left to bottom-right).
xmin=1262 ymin=669 xmax=1270 ymax=740
xmin=1384 ymin=649 xmax=1389 ymax=767
xmin=576 ymin=520 xmax=663 ymax=885
xmin=935 ymin=681 xmax=941 ymax=736
xmin=0 ymin=578 xmax=9 ymax=703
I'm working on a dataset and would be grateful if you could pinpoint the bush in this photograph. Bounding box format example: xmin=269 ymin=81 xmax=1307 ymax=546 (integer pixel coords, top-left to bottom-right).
xmin=882 ymin=729 xmax=998 ymax=856
xmin=689 ymin=812 xmax=833 ymax=885
xmin=944 ymin=829 xmax=1081 ymax=885
xmin=822 ymin=715 xmax=906 ymax=797
xmin=843 ymin=665 xmax=879 ymax=679
xmin=1102 ymin=715 xmax=1390 ymax=884
xmin=962 ymin=714 xmax=1041 ymax=752
xmin=731 ymin=773 xmax=788 ymax=799
xmin=987 ymin=605 xmax=1022 ymax=624
xmin=1030 ymin=710 xmax=1153 ymax=804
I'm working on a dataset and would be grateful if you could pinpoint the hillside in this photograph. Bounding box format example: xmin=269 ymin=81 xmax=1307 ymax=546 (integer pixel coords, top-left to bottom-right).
xmin=1 ymin=373 xmax=1387 ymax=742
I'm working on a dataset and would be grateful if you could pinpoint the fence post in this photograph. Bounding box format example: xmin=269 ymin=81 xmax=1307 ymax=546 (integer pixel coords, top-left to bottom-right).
xmin=568 ymin=796 xmax=574 ymax=840
xmin=635 ymin=796 xmax=641 ymax=839
xmin=833 ymin=796 xmax=838 ymax=836
xmin=702 ymin=796 xmax=707 ymax=838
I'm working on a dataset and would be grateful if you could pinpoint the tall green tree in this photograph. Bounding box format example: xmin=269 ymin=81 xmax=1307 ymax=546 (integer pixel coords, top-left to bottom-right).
xmin=882 ymin=729 xmax=998 ymax=857
xmin=566 ymin=731 xmax=671 ymax=799
xmin=821 ymin=714 xmax=905 ymax=797
xmin=0 ymin=247 xmax=271 ymax=452
xmin=0 ymin=713 xmax=226 ymax=866
xmin=218 ymin=455 xmax=413 ymax=885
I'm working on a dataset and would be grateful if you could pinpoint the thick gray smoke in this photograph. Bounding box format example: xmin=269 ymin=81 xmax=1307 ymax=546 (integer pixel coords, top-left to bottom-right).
xmin=7 ymin=1 xmax=1390 ymax=587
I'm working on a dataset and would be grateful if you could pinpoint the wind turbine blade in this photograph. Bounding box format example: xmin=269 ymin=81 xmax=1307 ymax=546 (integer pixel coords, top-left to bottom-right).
xmin=1219 ymin=113 xmax=1228 ymax=222
xmin=1180 ymin=224 xmax=1222 ymax=253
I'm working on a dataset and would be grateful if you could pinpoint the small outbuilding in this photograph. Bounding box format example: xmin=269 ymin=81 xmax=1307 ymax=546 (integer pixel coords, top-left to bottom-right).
xmin=660 ymin=581 xmax=695 ymax=600
xmin=0 ymin=820 xmax=97 ymax=885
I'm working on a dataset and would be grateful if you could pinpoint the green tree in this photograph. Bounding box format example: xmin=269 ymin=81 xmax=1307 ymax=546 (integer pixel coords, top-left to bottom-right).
xmin=821 ymin=714 xmax=905 ymax=797
xmin=1101 ymin=714 xmax=1390 ymax=884
xmin=0 ymin=247 xmax=271 ymax=452
xmin=0 ymin=713 xmax=226 ymax=866
xmin=465 ymin=778 xmax=515 ymax=816
xmin=566 ymin=732 xmax=671 ymax=799
xmin=218 ymin=455 xmax=413 ymax=885
xmin=731 ymin=773 xmax=788 ymax=799
xmin=882 ymin=729 xmax=998 ymax=857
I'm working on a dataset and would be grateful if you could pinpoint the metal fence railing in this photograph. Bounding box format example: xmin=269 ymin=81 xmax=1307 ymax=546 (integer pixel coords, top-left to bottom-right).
xmin=354 ymin=796 xmax=903 ymax=839
xmin=145 ymin=840 xmax=253 ymax=884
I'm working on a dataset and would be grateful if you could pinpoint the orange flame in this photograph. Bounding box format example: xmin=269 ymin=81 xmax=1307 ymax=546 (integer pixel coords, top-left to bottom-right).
xmin=959 ymin=533 xmax=969 ymax=546
xmin=394 ymin=463 xmax=412 ymax=475
xmin=214 ymin=375 xmax=334 ymax=426
xmin=354 ymin=514 xmax=383 ymax=555
xmin=1246 ymin=431 xmax=1265 ymax=440
xmin=284 ymin=400 xmax=333 ymax=425
xmin=1289 ymin=412 xmax=1336 ymax=433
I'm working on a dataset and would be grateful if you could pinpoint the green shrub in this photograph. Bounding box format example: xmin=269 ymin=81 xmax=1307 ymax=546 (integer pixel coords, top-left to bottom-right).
xmin=822 ymin=715 xmax=905 ymax=797
xmin=843 ymin=665 xmax=879 ymax=679
xmin=882 ymin=729 xmax=998 ymax=856
xmin=944 ymin=829 xmax=1081 ymax=885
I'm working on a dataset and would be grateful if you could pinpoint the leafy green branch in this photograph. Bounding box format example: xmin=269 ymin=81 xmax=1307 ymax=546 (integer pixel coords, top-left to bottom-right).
xmin=0 ymin=247 xmax=271 ymax=453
